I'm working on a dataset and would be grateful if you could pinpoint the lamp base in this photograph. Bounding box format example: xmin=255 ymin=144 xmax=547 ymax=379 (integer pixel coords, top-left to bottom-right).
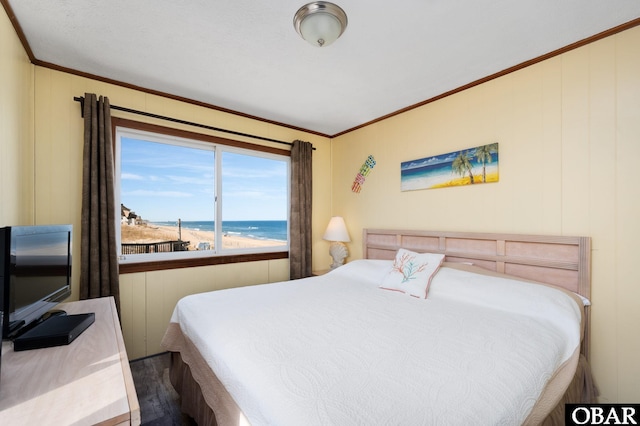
xmin=329 ymin=241 xmax=348 ymax=269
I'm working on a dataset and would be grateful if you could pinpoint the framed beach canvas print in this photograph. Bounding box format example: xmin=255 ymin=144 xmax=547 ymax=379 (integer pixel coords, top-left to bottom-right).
xmin=401 ymin=143 xmax=499 ymax=191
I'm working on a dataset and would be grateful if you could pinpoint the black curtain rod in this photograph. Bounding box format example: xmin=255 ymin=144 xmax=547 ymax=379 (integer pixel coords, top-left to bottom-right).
xmin=73 ymin=96 xmax=314 ymax=150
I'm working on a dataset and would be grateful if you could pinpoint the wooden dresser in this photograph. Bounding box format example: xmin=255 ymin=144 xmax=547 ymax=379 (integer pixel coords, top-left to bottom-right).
xmin=0 ymin=297 xmax=140 ymax=425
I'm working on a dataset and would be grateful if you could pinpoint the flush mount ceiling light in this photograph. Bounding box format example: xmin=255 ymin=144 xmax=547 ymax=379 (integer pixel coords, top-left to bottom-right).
xmin=293 ymin=2 xmax=348 ymax=47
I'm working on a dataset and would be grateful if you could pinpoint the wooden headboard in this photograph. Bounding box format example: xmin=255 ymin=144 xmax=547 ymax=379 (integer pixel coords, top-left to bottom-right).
xmin=363 ymin=229 xmax=591 ymax=298
xmin=363 ymin=229 xmax=592 ymax=357
xmin=362 ymin=229 xmax=591 ymax=298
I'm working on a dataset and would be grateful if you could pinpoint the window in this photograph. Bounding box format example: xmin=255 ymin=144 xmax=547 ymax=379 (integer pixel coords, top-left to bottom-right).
xmin=114 ymin=119 xmax=290 ymax=268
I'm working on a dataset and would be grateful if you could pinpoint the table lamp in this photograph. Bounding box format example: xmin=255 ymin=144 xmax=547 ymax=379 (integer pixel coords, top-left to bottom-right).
xmin=323 ymin=216 xmax=351 ymax=269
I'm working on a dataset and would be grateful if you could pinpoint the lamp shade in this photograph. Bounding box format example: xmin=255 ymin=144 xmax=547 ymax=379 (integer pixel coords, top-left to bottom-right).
xmin=323 ymin=216 xmax=350 ymax=242
xmin=294 ymin=2 xmax=348 ymax=47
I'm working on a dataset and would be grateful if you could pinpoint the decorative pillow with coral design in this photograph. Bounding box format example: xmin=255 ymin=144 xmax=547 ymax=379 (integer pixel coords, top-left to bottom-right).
xmin=380 ymin=249 xmax=445 ymax=298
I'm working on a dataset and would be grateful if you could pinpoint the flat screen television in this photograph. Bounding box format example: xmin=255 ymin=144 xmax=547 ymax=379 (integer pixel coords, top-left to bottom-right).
xmin=0 ymin=225 xmax=72 ymax=339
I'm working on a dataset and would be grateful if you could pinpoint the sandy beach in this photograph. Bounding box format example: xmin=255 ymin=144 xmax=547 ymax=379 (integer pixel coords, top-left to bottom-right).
xmin=430 ymin=171 xmax=499 ymax=189
xmin=121 ymin=223 xmax=284 ymax=251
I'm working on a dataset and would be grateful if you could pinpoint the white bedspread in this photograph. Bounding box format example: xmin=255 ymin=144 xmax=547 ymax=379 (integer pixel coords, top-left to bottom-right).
xmin=168 ymin=260 xmax=582 ymax=425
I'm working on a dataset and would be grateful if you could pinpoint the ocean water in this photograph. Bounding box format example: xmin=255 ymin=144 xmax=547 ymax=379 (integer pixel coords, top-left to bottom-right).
xmin=150 ymin=220 xmax=288 ymax=242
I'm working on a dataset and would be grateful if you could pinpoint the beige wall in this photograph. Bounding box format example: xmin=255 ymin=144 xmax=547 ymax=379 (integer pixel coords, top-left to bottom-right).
xmin=331 ymin=27 xmax=640 ymax=403
xmin=0 ymin=9 xmax=34 ymax=226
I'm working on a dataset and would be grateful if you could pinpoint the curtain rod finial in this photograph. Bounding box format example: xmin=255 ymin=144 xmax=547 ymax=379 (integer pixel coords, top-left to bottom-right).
xmin=73 ymin=96 xmax=85 ymax=118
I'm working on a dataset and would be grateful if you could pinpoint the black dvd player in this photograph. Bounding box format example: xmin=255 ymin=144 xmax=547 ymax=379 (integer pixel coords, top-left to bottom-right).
xmin=13 ymin=313 xmax=95 ymax=351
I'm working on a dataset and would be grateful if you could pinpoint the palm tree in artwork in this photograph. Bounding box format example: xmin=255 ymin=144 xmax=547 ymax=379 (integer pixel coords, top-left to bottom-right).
xmin=475 ymin=143 xmax=498 ymax=183
xmin=451 ymin=150 xmax=475 ymax=184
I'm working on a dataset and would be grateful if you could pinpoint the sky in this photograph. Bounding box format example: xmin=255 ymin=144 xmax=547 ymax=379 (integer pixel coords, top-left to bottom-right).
xmin=120 ymin=137 xmax=288 ymax=222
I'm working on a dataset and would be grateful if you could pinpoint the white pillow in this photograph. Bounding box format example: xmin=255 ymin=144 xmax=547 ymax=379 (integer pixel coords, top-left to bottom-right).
xmin=380 ymin=249 xmax=445 ymax=298
xmin=327 ymin=259 xmax=394 ymax=286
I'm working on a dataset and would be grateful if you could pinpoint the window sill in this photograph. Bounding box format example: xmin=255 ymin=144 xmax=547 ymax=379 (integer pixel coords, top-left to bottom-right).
xmin=119 ymin=251 xmax=289 ymax=274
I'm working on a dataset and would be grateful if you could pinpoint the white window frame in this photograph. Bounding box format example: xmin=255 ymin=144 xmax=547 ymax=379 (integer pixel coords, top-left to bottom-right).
xmin=114 ymin=125 xmax=290 ymax=265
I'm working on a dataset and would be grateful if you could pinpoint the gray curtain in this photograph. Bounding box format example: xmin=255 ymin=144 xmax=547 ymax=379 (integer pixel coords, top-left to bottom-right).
xmin=80 ymin=93 xmax=120 ymax=311
xmin=289 ymin=140 xmax=313 ymax=279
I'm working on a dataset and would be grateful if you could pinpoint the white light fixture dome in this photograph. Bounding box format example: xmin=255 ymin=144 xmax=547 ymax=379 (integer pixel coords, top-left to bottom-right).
xmin=294 ymin=2 xmax=348 ymax=47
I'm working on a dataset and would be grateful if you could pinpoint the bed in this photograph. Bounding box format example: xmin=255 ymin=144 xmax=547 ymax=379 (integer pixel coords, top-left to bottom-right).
xmin=161 ymin=230 xmax=597 ymax=425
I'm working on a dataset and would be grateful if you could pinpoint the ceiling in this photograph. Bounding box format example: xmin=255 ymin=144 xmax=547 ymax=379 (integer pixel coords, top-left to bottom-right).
xmin=5 ymin=1 xmax=640 ymax=136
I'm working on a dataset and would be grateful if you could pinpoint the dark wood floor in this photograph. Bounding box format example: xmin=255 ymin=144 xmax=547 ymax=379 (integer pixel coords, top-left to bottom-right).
xmin=130 ymin=352 xmax=197 ymax=426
